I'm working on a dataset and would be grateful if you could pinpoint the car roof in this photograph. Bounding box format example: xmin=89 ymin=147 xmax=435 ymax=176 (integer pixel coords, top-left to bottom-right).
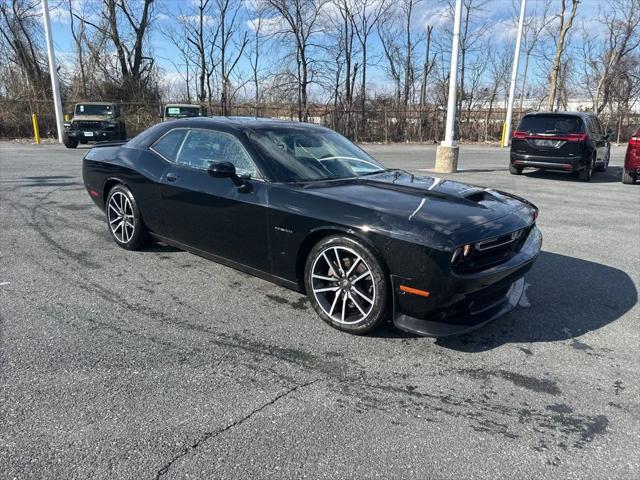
xmin=75 ymin=102 xmax=118 ymax=106
xmin=127 ymin=116 xmax=331 ymax=150
xmin=164 ymin=104 xmax=202 ymax=108
xmin=162 ymin=116 xmax=329 ymax=133
xmin=523 ymin=111 xmax=595 ymax=119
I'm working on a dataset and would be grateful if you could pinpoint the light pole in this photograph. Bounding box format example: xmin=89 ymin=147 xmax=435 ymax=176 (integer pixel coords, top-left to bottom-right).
xmin=502 ymin=0 xmax=527 ymax=147
xmin=41 ymin=0 xmax=65 ymax=143
xmin=435 ymin=0 xmax=463 ymax=173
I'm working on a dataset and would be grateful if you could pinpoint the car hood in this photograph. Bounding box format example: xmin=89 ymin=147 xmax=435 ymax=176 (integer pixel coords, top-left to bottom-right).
xmin=72 ymin=116 xmax=112 ymax=122
xmin=300 ymin=170 xmax=534 ymax=235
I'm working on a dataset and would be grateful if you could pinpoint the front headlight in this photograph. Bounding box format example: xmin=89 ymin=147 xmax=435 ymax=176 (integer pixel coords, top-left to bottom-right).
xmin=451 ymin=244 xmax=473 ymax=264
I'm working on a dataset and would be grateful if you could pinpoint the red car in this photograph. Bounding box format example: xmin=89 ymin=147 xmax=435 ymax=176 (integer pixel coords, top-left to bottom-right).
xmin=623 ymin=127 xmax=640 ymax=184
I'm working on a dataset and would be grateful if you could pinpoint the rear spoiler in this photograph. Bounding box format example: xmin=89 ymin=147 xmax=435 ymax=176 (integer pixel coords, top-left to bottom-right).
xmin=91 ymin=139 xmax=128 ymax=148
xmin=84 ymin=140 xmax=127 ymax=161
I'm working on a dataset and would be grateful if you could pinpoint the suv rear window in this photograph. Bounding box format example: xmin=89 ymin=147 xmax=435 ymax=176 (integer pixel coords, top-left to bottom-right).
xmin=517 ymin=115 xmax=584 ymax=135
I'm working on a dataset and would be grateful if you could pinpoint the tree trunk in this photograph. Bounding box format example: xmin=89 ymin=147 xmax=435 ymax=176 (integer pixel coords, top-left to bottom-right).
xmin=547 ymin=0 xmax=579 ymax=111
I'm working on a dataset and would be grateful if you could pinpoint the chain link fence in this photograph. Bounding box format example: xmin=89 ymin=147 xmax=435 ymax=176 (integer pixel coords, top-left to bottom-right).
xmin=1 ymin=98 xmax=638 ymax=143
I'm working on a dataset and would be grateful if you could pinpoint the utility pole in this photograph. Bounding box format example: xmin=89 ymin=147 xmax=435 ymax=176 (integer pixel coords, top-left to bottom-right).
xmin=502 ymin=0 xmax=527 ymax=147
xmin=434 ymin=0 xmax=463 ymax=173
xmin=41 ymin=0 xmax=65 ymax=143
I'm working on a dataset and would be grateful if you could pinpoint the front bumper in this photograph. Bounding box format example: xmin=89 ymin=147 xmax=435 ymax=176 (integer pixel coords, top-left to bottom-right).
xmin=66 ymin=129 xmax=119 ymax=141
xmin=510 ymin=152 xmax=585 ymax=172
xmin=392 ymin=226 xmax=542 ymax=337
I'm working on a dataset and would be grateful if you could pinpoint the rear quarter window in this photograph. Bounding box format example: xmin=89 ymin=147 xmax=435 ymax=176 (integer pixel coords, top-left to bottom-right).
xmin=150 ymin=129 xmax=188 ymax=162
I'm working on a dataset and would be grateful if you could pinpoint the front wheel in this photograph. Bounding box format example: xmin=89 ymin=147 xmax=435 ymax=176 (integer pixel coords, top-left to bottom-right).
xmin=509 ymin=163 xmax=523 ymax=175
xmin=304 ymin=236 xmax=388 ymax=335
xmin=106 ymin=184 xmax=151 ymax=250
xmin=63 ymin=136 xmax=78 ymax=149
xmin=595 ymin=151 xmax=609 ymax=172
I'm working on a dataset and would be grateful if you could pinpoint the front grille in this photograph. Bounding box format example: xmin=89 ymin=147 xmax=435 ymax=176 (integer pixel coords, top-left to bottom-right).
xmin=72 ymin=120 xmax=104 ymax=130
xmin=453 ymin=225 xmax=533 ymax=274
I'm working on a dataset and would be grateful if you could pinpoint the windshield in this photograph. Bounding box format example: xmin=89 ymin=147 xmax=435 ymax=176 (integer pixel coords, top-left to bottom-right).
xmin=165 ymin=106 xmax=201 ymax=118
xmin=517 ymin=115 xmax=584 ymax=135
xmin=75 ymin=104 xmax=113 ymax=116
xmin=248 ymin=127 xmax=385 ymax=182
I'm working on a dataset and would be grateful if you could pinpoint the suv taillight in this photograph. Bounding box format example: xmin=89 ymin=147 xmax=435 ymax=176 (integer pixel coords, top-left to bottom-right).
xmin=562 ymin=133 xmax=587 ymax=142
xmin=513 ymin=131 xmax=527 ymax=139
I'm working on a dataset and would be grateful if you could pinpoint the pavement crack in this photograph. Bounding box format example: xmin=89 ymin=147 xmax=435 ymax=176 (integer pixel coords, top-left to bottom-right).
xmin=154 ymin=378 xmax=320 ymax=479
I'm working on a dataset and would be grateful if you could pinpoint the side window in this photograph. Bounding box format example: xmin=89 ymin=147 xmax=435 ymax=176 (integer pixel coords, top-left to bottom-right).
xmin=177 ymin=129 xmax=259 ymax=178
xmin=151 ymin=129 xmax=188 ymax=162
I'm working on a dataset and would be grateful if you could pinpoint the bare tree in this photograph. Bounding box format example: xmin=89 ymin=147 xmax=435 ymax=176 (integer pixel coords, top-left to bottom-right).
xmin=216 ymin=0 xmax=249 ymax=114
xmin=264 ymin=0 xmax=329 ymax=121
xmin=586 ymin=0 xmax=640 ymax=114
xmin=352 ymin=0 xmax=389 ymax=130
xmin=245 ymin=0 xmax=269 ymax=112
xmin=72 ymin=0 xmax=158 ymax=98
xmin=517 ymin=0 xmax=552 ymax=114
xmin=546 ymin=0 xmax=579 ymax=111
xmin=0 ymin=0 xmax=47 ymax=96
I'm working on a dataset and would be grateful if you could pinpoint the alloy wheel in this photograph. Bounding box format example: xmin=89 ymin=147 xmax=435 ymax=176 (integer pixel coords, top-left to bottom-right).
xmin=310 ymin=246 xmax=376 ymax=325
xmin=107 ymin=191 xmax=135 ymax=243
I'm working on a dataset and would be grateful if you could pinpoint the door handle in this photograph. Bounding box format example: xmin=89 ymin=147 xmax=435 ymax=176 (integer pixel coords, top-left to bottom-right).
xmin=166 ymin=173 xmax=179 ymax=182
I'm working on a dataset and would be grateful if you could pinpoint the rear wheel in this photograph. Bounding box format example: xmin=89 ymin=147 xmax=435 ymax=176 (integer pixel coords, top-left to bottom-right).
xmin=509 ymin=163 xmax=523 ymax=175
xmin=304 ymin=236 xmax=388 ymax=335
xmin=622 ymin=169 xmax=636 ymax=185
xmin=578 ymin=155 xmax=595 ymax=182
xmin=106 ymin=184 xmax=151 ymax=250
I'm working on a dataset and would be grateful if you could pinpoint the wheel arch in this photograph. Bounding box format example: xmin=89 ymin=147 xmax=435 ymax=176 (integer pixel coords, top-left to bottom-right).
xmin=102 ymin=177 xmax=128 ymax=206
xmin=295 ymin=226 xmax=388 ymax=293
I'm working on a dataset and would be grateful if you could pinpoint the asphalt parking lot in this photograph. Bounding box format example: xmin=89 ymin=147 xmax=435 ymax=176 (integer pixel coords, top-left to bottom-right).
xmin=1 ymin=141 xmax=638 ymax=479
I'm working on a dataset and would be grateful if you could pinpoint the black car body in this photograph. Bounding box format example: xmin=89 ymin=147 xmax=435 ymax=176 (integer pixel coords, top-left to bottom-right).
xmin=510 ymin=112 xmax=611 ymax=181
xmin=82 ymin=117 xmax=542 ymax=337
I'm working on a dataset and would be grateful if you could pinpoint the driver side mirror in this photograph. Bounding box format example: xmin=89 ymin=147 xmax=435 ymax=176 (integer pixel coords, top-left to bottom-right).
xmin=208 ymin=161 xmax=236 ymax=178
xmin=208 ymin=161 xmax=250 ymax=192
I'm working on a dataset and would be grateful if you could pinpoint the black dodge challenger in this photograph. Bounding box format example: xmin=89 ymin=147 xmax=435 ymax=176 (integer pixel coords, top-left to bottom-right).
xmin=82 ymin=117 xmax=542 ymax=336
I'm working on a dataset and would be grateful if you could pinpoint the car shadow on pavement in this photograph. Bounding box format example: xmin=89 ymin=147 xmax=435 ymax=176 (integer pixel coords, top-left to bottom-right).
xmin=523 ymin=167 xmax=623 ymax=184
xmin=385 ymin=251 xmax=637 ymax=350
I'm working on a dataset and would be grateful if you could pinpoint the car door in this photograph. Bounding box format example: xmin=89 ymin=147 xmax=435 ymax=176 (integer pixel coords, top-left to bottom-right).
xmin=157 ymin=128 xmax=271 ymax=272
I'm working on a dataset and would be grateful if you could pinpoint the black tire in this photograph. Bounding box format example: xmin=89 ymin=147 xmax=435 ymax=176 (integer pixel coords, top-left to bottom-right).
xmin=622 ymin=169 xmax=636 ymax=185
xmin=578 ymin=155 xmax=595 ymax=182
xmin=509 ymin=163 xmax=523 ymax=175
xmin=63 ymin=136 xmax=78 ymax=149
xmin=105 ymin=184 xmax=151 ymax=250
xmin=304 ymin=235 xmax=388 ymax=335
xmin=120 ymin=124 xmax=127 ymax=141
